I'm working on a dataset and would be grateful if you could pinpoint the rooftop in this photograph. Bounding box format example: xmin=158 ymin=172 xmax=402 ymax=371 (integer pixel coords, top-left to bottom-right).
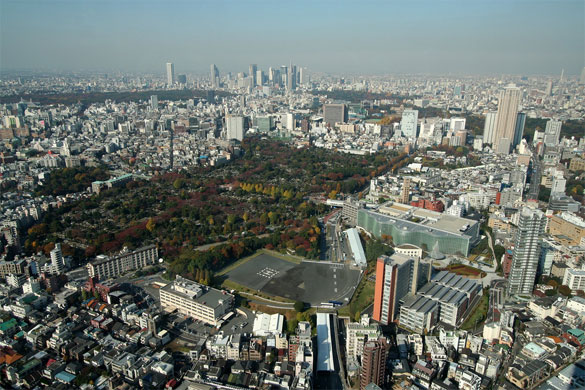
xmin=361 ymin=209 xmax=477 ymax=239
xmin=161 ymin=276 xmax=233 ymax=310
xmin=344 ymin=228 xmax=366 ymax=267
xmin=316 ymin=313 xmax=334 ymax=372
xmin=556 ymin=212 xmax=585 ymax=228
xmin=524 ymin=342 xmax=546 ymax=357
xmin=90 ymin=244 xmax=156 ymax=266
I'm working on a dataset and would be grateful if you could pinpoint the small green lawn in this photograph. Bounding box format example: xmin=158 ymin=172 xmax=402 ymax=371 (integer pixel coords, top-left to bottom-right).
xmin=446 ymin=264 xmax=486 ymax=278
xmin=338 ymin=277 xmax=375 ymax=319
xmin=461 ymin=289 xmax=489 ymax=330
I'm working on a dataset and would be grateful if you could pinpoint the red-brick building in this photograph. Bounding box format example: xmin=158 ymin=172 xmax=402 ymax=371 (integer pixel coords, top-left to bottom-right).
xmin=410 ymin=198 xmax=445 ymax=212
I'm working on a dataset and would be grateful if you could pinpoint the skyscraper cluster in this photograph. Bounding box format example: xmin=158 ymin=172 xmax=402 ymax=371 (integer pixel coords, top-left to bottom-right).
xmin=204 ymin=62 xmax=307 ymax=91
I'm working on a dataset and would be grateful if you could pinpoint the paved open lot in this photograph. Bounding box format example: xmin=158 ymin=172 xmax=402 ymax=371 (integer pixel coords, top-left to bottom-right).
xmin=263 ymin=262 xmax=360 ymax=305
xmin=225 ymin=253 xmax=297 ymax=291
xmin=225 ymin=253 xmax=361 ymax=306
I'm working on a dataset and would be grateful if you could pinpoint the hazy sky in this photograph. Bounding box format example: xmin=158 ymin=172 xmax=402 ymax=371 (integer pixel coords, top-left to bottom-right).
xmin=1 ymin=0 xmax=584 ymax=76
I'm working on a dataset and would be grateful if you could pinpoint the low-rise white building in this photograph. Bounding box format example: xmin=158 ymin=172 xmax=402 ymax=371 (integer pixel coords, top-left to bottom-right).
xmin=252 ymin=313 xmax=284 ymax=337
xmin=159 ymin=276 xmax=234 ymax=326
xmin=563 ymin=268 xmax=585 ymax=291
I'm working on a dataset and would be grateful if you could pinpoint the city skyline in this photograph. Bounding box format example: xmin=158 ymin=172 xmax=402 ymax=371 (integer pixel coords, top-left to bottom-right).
xmin=1 ymin=0 xmax=584 ymax=76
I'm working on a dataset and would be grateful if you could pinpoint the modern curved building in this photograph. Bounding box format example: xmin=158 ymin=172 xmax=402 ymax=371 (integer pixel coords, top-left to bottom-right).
xmin=357 ymin=205 xmax=479 ymax=257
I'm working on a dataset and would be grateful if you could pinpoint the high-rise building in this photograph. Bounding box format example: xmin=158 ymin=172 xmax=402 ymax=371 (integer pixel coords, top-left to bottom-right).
xmin=494 ymin=84 xmax=521 ymax=154
xmin=268 ymin=67 xmax=274 ymax=83
xmin=483 ymin=112 xmax=498 ymax=145
xmin=545 ymin=80 xmax=553 ymax=96
xmin=508 ymin=208 xmax=547 ymax=296
xmin=400 ymin=110 xmax=419 ymax=139
xmin=287 ymin=62 xmax=296 ymax=91
xmin=400 ymin=177 xmax=411 ymax=204
xmin=166 ymin=62 xmax=175 ymax=85
xmin=226 ymin=115 xmax=245 ymax=141
xmin=513 ymin=112 xmax=526 ymax=148
xmin=323 ymin=104 xmax=347 ymax=127
xmin=372 ymin=253 xmax=432 ymax=325
xmin=210 ymin=64 xmax=220 ymax=88
xmin=280 ymin=65 xmax=288 ymax=87
xmin=50 ymin=243 xmax=65 ymax=275
xmin=360 ymin=337 xmax=387 ymax=390
xmin=256 ymin=70 xmax=263 ymax=86
xmin=249 ymin=64 xmax=257 ymax=86
xmin=177 ymin=74 xmax=187 ymax=84
xmin=580 ymin=67 xmax=585 ymax=85
xmin=150 ymin=95 xmax=158 ymax=111
xmin=544 ymin=119 xmax=562 ymax=146
xmin=299 ymin=67 xmax=309 ymax=84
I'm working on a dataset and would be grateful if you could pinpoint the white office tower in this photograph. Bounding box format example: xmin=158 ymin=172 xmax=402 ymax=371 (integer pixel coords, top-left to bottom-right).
xmin=256 ymin=70 xmax=263 ymax=86
xmin=166 ymin=62 xmax=175 ymax=85
xmin=483 ymin=112 xmax=498 ymax=145
xmin=61 ymin=139 xmax=71 ymax=157
xmin=150 ymin=95 xmax=158 ymax=111
xmin=226 ymin=115 xmax=245 ymax=141
xmin=418 ymin=120 xmax=434 ymax=139
xmin=508 ymin=208 xmax=547 ymax=296
xmin=473 ymin=137 xmax=483 ymax=151
xmin=283 ymin=113 xmax=294 ymax=131
xmin=23 ymin=278 xmax=42 ymax=294
xmin=400 ymin=109 xmax=419 ymax=139
xmin=210 ymin=64 xmax=220 ymax=88
xmin=580 ymin=67 xmax=585 ymax=85
xmin=551 ymin=174 xmax=566 ymax=195
xmin=51 ymin=243 xmax=65 ymax=275
xmin=449 ymin=118 xmax=466 ymax=131
xmin=299 ymin=67 xmax=309 ymax=84
xmin=494 ymin=84 xmax=521 ymax=154
xmin=543 ymin=120 xmax=562 ymax=146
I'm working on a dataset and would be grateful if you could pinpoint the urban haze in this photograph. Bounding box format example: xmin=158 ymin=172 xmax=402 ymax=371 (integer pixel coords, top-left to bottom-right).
xmin=0 ymin=1 xmax=584 ymax=390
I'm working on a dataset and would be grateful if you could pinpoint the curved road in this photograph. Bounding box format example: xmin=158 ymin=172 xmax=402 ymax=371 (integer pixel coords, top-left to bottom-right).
xmin=485 ymin=230 xmax=497 ymax=266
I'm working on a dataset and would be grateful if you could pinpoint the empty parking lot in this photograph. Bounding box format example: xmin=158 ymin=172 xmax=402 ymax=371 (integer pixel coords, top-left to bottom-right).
xmin=224 ymin=253 xmax=361 ymax=305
